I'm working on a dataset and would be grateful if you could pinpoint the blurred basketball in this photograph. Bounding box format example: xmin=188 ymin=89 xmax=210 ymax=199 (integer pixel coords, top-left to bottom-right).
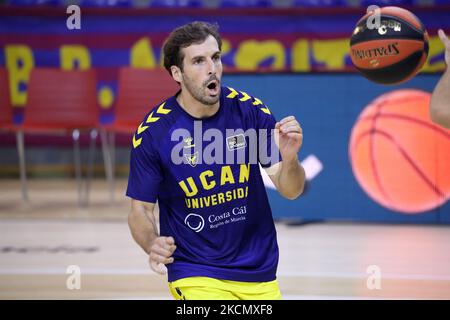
xmin=350 ymin=6 xmax=429 ymax=85
xmin=349 ymin=89 xmax=450 ymax=214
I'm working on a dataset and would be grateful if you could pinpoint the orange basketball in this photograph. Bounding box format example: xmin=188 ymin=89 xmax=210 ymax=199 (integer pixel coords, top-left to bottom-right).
xmin=350 ymin=6 xmax=429 ymax=85
xmin=349 ymin=89 xmax=450 ymax=214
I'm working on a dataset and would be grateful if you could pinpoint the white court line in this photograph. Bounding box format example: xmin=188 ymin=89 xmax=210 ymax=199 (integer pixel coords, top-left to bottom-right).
xmin=0 ymin=268 xmax=449 ymax=281
xmin=0 ymin=268 xmax=151 ymax=275
xmin=277 ymin=270 xmax=450 ymax=281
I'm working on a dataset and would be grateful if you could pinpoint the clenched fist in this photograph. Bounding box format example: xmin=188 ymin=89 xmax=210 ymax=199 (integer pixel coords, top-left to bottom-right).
xmin=148 ymin=236 xmax=177 ymax=275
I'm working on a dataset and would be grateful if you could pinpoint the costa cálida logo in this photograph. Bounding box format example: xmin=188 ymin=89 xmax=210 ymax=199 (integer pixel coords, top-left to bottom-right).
xmin=352 ymin=42 xmax=400 ymax=60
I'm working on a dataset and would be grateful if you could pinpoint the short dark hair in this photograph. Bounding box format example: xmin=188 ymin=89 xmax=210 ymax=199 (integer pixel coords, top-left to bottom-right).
xmin=163 ymin=21 xmax=222 ymax=75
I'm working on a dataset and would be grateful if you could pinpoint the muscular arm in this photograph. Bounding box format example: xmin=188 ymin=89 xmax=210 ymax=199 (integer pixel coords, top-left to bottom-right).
xmin=430 ymin=29 xmax=450 ymax=129
xmin=128 ymin=199 xmax=176 ymax=275
xmin=266 ymin=160 xmax=305 ymax=200
xmin=430 ymin=69 xmax=450 ymax=129
xmin=128 ymin=200 xmax=158 ymax=254
xmin=264 ymin=116 xmax=306 ymax=200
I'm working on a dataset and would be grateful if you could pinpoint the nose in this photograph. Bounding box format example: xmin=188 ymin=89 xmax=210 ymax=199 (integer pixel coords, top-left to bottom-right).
xmin=207 ymin=58 xmax=216 ymax=75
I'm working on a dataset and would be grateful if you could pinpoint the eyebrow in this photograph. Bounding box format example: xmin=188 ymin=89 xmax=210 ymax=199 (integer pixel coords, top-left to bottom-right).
xmin=191 ymin=51 xmax=221 ymax=62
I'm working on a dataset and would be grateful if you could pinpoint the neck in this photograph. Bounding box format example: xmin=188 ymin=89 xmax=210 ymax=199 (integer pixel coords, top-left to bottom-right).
xmin=176 ymin=89 xmax=220 ymax=119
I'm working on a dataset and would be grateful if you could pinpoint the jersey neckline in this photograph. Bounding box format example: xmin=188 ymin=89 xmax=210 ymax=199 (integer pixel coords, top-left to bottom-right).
xmin=171 ymin=88 xmax=225 ymax=122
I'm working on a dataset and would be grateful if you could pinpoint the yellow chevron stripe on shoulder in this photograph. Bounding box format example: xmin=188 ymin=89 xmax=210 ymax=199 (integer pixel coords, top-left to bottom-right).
xmin=226 ymin=87 xmax=239 ymax=98
xmin=156 ymin=102 xmax=171 ymax=115
xmin=134 ymin=103 xmax=171 ymax=149
xmin=132 ymin=135 xmax=142 ymax=148
xmin=146 ymin=111 xmax=160 ymax=123
xmin=260 ymin=106 xmax=271 ymax=115
xmin=137 ymin=122 xmax=149 ymax=134
xmin=239 ymin=91 xmax=251 ymax=102
xmin=225 ymin=88 xmax=271 ymax=115
xmin=252 ymin=97 xmax=263 ymax=106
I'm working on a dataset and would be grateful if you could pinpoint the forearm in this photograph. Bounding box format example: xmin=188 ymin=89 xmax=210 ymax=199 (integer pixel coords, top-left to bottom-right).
xmin=430 ymin=68 xmax=450 ymax=129
xmin=128 ymin=204 xmax=159 ymax=254
xmin=276 ymin=159 xmax=306 ymax=200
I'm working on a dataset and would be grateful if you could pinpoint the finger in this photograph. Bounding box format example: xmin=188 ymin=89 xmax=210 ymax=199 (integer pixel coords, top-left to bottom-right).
xmin=280 ymin=120 xmax=301 ymax=131
xmin=154 ymin=238 xmax=177 ymax=254
xmin=169 ymin=244 xmax=177 ymax=254
xmin=165 ymin=236 xmax=175 ymax=245
xmin=157 ymin=241 xmax=176 ymax=253
xmin=438 ymin=29 xmax=447 ymax=40
xmin=155 ymin=237 xmax=176 ymax=252
xmin=150 ymin=251 xmax=174 ymax=265
xmin=280 ymin=125 xmax=302 ymax=134
xmin=152 ymin=245 xmax=173 ymax=258
xmin=150 ymin=251 xmax=173 ymax=264
xmin=163 ymin=243 xmax=177 ymax=254
xmin=280 ymin=119 xmax=298 ymax=128
xmin=150 ymin=259 xmax=167 ymax=275
xmin=286 ymin=132 xmax=303 ymax=140
xmin=438 ymin=29 xmax=449 ymax=46
xmin=279 ymin=116 xmax=295 ymax=124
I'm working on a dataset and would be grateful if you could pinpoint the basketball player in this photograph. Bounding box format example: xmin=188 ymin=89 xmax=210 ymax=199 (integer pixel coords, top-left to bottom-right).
xmin=126 ymin=21 xmax=305 ymax=300
xmin=430 ymin=29 xmax=450 ymax=129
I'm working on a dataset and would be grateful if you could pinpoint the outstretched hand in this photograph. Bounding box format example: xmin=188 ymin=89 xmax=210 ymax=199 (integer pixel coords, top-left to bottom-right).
xmin=438 ymin=29 xmax=450 ymax=66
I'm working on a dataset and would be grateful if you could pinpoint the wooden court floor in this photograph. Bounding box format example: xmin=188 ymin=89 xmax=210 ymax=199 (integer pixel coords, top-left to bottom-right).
xmin=0 ymin=179 xmax=449 ymax=300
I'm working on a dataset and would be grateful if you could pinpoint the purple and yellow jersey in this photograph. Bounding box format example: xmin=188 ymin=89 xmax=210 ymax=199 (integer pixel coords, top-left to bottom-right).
xmin=126 ymin=86 xmax=281 ymax=282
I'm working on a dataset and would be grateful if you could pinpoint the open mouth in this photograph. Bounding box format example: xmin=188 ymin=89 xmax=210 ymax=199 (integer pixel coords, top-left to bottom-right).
xmin=206 ymin=80 xmax=219 ymax=95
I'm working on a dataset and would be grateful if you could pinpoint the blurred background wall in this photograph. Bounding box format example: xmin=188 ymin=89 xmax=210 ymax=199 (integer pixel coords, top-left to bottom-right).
xmin=1 ymin=0 xmax=449 ymax=222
